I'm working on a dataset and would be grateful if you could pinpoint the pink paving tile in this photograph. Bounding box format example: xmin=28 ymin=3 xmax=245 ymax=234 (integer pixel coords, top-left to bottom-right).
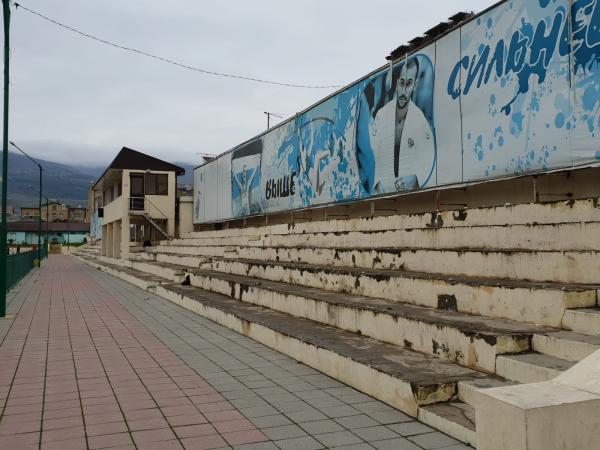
xmin=85 ymin=421 xmax=128 ymax=437
xmin=0 ymin=431 xmax=39 ymax=449
xmin=1 ymin=411 xmax=42 ymax=424
xmin=136 ymin=440 xmax=184 ymax=450
xmin=132 ymin=427 xmax=177 ymax=444
xmin=41 ymin=437 xmax=87 ymax=450
xmin=212 ymin=418 xmax=256 ymax=433
xmin=127 ymin=417 xmax=170 ymax=431
xmin=0 ymin=420 xmax=41 ymax=435
xmin=222 ymin=429 xmax=269 ymax=446
xmin=82 ymin=402 xmax=121 ymax=415
xmin=203 ymin=409 xmax=245 ymax=422
xmin=41 ymin=425 xmax=85 ymax=443
xmin=195 ymin=401 xmax=236 ymax=414
xmin=84 ymin=411 xmax=125 ymax=425
xmin=167 ymin=413 xmax=209 ymax=427
xmin=43 ymin=406 xmax=83 ymax=420
xmin=161 ymin=405 xmax=200 ymax=417
xmin=3 ymin=402 xmax=44 ymax=415
xmin=123 ymin=407 xmax=164 ymax=421
xmin=43 ymin=415 xmax=84 ymax=431
xmin=189 ymin=394 xmax=226 ymax=405
xmin=88 ymin=432 xmax=134 ymax=449
xmin=156 ymin=396 xmax=194 ymax=408
xmin=181 ymin=434 xmax=228 ymax=450
xmin=119 ymin=399 xmax=157 ymax=411
xmin=44 ymin=399 xmax=81 ymax=411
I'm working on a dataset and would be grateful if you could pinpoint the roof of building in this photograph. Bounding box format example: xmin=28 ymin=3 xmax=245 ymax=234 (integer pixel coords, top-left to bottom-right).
xmin=93 ymin=147 xmax=186 ymax=189
xmin=8 ymin=222 xmax=90 ymax=233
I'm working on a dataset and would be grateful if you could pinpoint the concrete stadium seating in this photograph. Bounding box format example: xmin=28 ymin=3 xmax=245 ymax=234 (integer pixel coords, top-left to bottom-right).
xmin=74 ymin=197 xmax=600 ymax=448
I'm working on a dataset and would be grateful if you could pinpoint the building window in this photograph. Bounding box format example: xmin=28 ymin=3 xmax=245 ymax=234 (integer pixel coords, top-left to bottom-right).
xmin=145 ymin=174 xmax=168 ymax=195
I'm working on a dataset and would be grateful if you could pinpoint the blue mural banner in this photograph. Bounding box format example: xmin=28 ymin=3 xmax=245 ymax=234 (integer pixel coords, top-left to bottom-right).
xmin=194 ymin=0 xmax=600 ymax=224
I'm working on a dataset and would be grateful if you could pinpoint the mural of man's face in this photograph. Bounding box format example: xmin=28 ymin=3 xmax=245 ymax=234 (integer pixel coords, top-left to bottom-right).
xmin=397 ymin=60 xmax=418 ymax=110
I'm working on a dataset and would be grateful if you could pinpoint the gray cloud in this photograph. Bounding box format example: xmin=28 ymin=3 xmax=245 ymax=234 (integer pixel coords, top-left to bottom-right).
xmin=6 ymin=0 xmax=493 ymax=167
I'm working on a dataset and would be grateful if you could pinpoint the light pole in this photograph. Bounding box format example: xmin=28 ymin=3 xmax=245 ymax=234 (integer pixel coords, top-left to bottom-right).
xmin=0 ymin=0 xmax=10 ymax=317
xmin=10 ymin=142 xmax=43 ymax=266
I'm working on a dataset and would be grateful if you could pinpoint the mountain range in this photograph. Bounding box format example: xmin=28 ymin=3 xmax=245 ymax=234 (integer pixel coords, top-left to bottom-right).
xmin=4 ymin=151 xmax=195 ymax=210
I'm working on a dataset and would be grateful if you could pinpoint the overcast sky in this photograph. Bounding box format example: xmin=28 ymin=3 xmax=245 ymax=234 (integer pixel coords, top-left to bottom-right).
xmin=6 ymin=0 xmax=494 ymax=167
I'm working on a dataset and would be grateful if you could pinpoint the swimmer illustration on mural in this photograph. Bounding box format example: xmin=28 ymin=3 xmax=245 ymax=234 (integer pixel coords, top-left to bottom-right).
xmin=356 ymin=55 xmax=436 ymax=195
xmin=231 ymin=139 xmax=263 ymax=217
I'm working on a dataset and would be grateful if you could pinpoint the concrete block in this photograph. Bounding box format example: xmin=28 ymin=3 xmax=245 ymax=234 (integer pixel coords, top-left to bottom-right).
xmin=475 ymin=382 xmax=600 ymax=450
xmin=476 ymin=350 xmax=600 ymax=450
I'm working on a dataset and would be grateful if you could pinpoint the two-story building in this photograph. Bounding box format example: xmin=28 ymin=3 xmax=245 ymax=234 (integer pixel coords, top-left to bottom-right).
xmin=93 ymin=147 xmax=185 ymax=259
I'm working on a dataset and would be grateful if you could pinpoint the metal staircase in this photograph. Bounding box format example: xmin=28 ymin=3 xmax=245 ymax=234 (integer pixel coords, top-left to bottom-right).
xmin=142 ymin=213 xmax=171 ymax=240
xmin=129 ymin=196 xmax=173 ymax=241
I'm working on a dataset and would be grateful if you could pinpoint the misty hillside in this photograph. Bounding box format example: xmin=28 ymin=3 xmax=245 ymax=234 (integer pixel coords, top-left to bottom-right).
xmin=4 ymin=152 xmax=195 ymax=209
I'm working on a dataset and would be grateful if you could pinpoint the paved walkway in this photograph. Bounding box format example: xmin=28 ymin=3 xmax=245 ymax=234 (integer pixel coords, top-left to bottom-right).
xmin=0 ymin=255 xmax=468 ymax=450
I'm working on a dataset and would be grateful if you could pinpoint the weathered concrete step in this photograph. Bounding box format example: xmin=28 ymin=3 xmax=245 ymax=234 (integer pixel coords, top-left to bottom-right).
xmin=150 ymin=245 xmax=237 ymax=258
xmin=173 ymin=221 xmax=600 ymax=251
xmin=152 ymin=282 xmax=488 ymax=418
xmin=184 ymin=198 xmax=600 ymax=240
xmin=563 ymin=308 xmax=600 ymax=336
xmin=532 ymin=331 xmax=600 ymax=362
xmin=75 ymin=256 xmax=168 ymax=291
xmin=180 ymin=268 xmax=550 ymax=372
xmin=457 ymin=378 xmax=517 ymax=407
xmin=203 ymin=257 xmax=597 ymax=328
xmin=495 ymin=353 xmax=575 ymax=384
xmin=418 ymin=402 xmax=476 ymax=447
xmin=156 ymin=245 xmax=600 ymax=284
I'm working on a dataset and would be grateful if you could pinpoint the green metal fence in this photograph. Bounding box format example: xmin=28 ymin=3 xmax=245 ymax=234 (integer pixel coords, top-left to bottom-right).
xmin=7 ymin=248 xmax=48 ymax=292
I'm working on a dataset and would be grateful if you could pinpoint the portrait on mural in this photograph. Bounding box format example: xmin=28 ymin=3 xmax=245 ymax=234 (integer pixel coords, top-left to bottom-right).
xmin=231 ymin=139 xmax=263 ymax=216
xmin=356 ymin=55 xmax=436 ymax=196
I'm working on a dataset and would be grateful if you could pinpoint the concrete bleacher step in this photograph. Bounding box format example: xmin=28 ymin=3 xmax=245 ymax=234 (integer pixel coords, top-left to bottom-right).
xmin=532 ymin=331 xmax=600 ymax=362
xmin=76 ymin=255 xmax=490 ymax=417
xmin=200 ymin=257 xmax=597 ymax=327
xmin=183 ymin=198 xmax=600 ymax=241
xmin=145 ymin=245 xmax=600 ymax=284
xmin=495 ymin=352 xmax=576 ymax=384
xmin=233 ymin=246 xmax=600 ymax=284
xmin=180 ymin=268 xmax=551 ymax=372
xmin=152 ymin=282 xmax=489 ymax=417
xmin=457 ymin=378 xmax=517 ymax=406
xmin=562 ymin=308 xmax=600 ymax=336
xmin=168 ymin=221 xmax=600 ymax=252
xmin=87 ymin=256 xmax=554 ymax=373
xmin=418 ymin=402 xmax=476 ymax=447
xmin=76 ymin=255 xmax=169 ymax=291
xmin=76 ymin=255 xmax=493 ymax=444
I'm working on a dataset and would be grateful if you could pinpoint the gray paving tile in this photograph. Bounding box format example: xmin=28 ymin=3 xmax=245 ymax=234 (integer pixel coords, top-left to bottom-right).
xmin=314 ymin=430 xmax=364 ymax=447
xmin=284 ymin=408 xmax=328 ymax=423
xmin=335 ymin=414 xmax=380 ymax=429
xmin=408 ymin=432 xmax=461 ymax=449
xmin=371 ymin=438 xmax=422 ymax=450
xmin=230 ymin=397 xmax=271 ymax=409
xmin=239 ymin=405 xmax=280 ymax=418
xmin=319 ymin=404 xmax=361 ymax=418
xmin=250 ymin=414 xmax=293 ymax=428
xmin=298 ymin=419 xmax=345 ymax=435
xmin=330 ymin=444 xmax=375 ymax=450
xmin=233 ymin=443 xmax=279 ymax=450
xmin=388 ymin=421 xmax=435 ymax=437
xmin=261 ymin=424 xmax=307 ymax=441
xmin=273 ymin=436 xmax=324 ymax=450
xmin=274 ymin=401 xmax=313 ymax=413
xmin=440 ymin=445 xmax=473 ymax=450
xmin=363 ymin=409 xmax=413 ymax=425
xmin=352 ymin=426 xmax=400 ymax=442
